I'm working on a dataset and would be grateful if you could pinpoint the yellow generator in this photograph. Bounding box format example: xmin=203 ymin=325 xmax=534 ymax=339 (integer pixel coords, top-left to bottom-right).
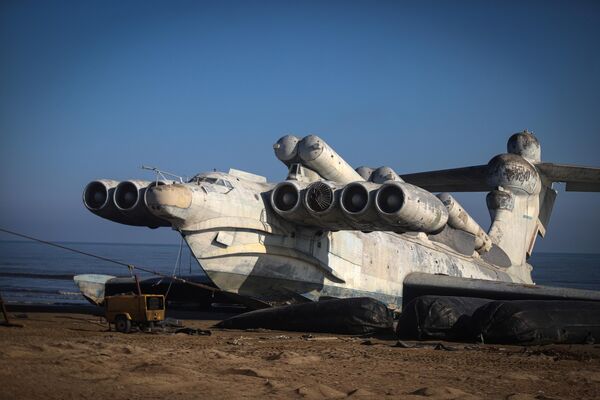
xmin=104 ymin=294 xmax=165 ymax=333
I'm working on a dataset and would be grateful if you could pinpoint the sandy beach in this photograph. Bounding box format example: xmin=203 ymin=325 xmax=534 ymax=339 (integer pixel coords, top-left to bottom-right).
xmin=1 ymin=308 xmax=599 ymax=400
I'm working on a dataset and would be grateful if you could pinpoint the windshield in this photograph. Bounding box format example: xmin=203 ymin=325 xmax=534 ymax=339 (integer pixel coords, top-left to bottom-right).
xmin=189 ymin=176 xmax=233 ymax=189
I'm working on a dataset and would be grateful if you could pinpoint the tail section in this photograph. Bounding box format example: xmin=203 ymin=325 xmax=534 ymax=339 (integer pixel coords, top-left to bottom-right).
xmin=485 ymin=187 xmax=541 ymax=268
xmin=401 ymin=130 xmax=600 ymax=276
xmin=484 ymin=134 xmax=543 ymax=267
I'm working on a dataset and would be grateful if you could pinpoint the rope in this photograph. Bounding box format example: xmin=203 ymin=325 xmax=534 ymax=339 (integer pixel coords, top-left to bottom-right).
xmin=0 ymin=227 xmax=219 ymax=293
xmin=189 ymin=246 xmax=192 ymax=274
xmin=164 ymin=236 xmax=184 ymax=299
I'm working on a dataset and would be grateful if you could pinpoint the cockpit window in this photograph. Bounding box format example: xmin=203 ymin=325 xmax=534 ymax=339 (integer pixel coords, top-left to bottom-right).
xmin=189 ymin=176 xmax=233 ymax=189
xmin=218 ymin=179 xmax=234 ymax=189
xmin=189 ymin=176 xmax=217 ymax=184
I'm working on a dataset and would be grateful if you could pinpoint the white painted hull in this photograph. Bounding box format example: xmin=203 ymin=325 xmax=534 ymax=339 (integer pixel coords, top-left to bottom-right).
xmin=184 ymin=227 xmax=519 ymax=307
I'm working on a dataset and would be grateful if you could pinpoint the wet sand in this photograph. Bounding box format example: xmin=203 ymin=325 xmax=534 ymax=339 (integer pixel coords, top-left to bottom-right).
xmin=1 ymin=309 xmax=600 ymax=400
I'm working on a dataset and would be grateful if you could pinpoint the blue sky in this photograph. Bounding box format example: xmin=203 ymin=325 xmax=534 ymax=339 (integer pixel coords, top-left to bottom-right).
xmin=1 ymin=0 xmax=599 ymax=252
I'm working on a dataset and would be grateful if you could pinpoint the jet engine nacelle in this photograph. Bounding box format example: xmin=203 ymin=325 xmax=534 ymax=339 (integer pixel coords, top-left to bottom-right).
xmin=114 ymin=180 xmax=171 ymax=228
xmin=83 ymin=179 xmax=122 ymax=223
xmin=375 ymin=181 xmax=449 ymax=233
xmin=270 ymin=181 xmax=318 ymax=227
xmin=83 ymin=179 xmax=170 ymax=228
xmin=271 ymin=180 xmax=355 ymax=230
xmin=271 ymin=179 xmax=450 ymax=234
xmin=302 ymin=181 xmax=355 ymax=230
xmin=339 ymin=181 xmax=386 ymax=231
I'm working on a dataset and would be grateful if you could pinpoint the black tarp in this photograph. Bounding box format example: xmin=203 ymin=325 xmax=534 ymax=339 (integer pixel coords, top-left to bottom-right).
xmin=471 ymin=300 xmax=600 ymax=345
xmin=216 ymin=297 xmax=394 ymax=334
xmin=105 ymin=276 xmax=236 ymax=309
xmin=397 ymin=295 xmax=491 ymax=340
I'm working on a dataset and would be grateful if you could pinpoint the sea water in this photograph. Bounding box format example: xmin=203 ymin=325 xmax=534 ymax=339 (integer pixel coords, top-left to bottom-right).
xmin=0 ymin=240 xmax=599 ymax=304
xmin=0 ymin=240 xmax=197 ymax=304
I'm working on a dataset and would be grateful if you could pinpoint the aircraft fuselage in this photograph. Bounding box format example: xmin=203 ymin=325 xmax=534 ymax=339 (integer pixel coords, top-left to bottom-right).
xmin=146 ymin=171 xmax=527 ymax=307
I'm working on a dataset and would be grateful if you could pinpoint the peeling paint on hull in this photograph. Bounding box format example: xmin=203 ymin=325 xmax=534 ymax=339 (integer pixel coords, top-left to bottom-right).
xmin=184 ymin=227 xmax=515 ymax=307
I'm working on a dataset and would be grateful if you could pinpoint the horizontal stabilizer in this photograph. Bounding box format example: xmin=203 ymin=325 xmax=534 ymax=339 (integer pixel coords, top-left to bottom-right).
xmin=565 ymin=182 xmax=600 ymax=192
xmin=536 ymin=163 xmax=600 ymax=192
xmin=400 ymin=165 xmax=490 ymax=192
xmin=536 ymin=163 xmax=600 ymax=182
xmin=401 ymin=162 xmax=600 ymax=193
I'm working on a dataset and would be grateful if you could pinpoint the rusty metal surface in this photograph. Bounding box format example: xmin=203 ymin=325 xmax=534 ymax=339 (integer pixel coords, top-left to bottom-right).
xmin=507 ymin=130 xmax=541 ymax=162
xmin=486 ymin=153 xmax=540 ymax=195
xmin=486 ymin=189 xmax=514 ymax=211
xmin=145 ymin=184 xmax=192 ymax=209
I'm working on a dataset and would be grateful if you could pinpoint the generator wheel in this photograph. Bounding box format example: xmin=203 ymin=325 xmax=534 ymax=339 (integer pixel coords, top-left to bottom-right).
xmin=115 ymin=315 xmax=131 ymax=333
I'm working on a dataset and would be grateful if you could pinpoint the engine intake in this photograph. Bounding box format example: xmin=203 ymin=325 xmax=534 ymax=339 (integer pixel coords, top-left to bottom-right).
xmin=341 ymin=182 xmax=370 ymax=214
xmin=272 ymin=181 xmax=302 ymax=213
xmin=339 ymin=181 xmax=387 ymax=231
xmin=302 ymin=181 xmax=352 ymax=230
xmin=305 ymin=181 xmax=335 ymax=213
xmin=113 ymin=180 xmax=170 ymax=228
xmin=83 ymin=179 xmax=169 ymax=228
xmin=82 ymin=179 xmax=126 ymax=224
xmin=83 ymin=180 xmax=118 ymax=211
xmin=114 ymin=180 xmax=146 ymax=211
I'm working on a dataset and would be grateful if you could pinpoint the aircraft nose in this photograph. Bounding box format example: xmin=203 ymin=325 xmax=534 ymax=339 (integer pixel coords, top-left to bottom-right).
xmin=145 ymin=184 xmax=192 ymax=211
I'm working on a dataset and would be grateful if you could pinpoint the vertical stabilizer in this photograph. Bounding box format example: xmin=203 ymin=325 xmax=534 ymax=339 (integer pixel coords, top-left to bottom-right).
xmin=486 ymin=188 xmax=541 ymax=267
xmin=485 ymin=132 xmax=542 ymax=270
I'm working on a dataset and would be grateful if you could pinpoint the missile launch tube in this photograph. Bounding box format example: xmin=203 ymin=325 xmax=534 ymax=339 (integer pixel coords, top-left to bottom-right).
xmin=355 ymin=166 xmax=375 ymax=181
xmin=298 ymin=135 xmax=364 ymax=184
xmin=375 ymin=182 xmax=449 ymax=233
xmin=370 ymin=166 xmax=404 ymax=183
xmin=437 ymin=193 xmax=492 ymax=253
xmin=273 ymin=135 xmax=301 ymax=166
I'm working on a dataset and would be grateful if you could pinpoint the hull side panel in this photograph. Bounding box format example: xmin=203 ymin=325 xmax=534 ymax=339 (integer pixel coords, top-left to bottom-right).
xmin=184 ymin=227 xmax=514 ymax=307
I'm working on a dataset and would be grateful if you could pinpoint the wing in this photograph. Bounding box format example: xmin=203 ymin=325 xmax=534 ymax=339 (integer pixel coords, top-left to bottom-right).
xmin=400 ymin=165 xmax=491 ymax=192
